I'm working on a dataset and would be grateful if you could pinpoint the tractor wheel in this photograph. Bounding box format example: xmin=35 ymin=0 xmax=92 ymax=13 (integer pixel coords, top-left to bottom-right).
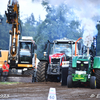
xmin=67 ymin=75 xmax=73 ymax=88
xmin=61 ymin=67 xmax=68 ymax=86
xmin=68 ymin=67 xmax=75 ymax=75
xmin=95 ymin=69 xmax=100 ymax=88
xmin=23 ymin=70 xmax=33 ymax=75
xmin=36 ymin=61 xmax=48 ymax=82
xmin=90 ymin=76 xmax=96 ymax=89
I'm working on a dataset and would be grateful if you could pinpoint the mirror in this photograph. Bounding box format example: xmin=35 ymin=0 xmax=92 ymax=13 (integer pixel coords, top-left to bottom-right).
xmin=44 ymin=52 xmax=47 ymax=56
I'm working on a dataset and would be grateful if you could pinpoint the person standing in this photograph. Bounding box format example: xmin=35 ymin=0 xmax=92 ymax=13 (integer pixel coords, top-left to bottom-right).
xmin=0 ymin=67 xmax=2 ymax=81
xmin=2 ymin=61 xmax=10 ymax=81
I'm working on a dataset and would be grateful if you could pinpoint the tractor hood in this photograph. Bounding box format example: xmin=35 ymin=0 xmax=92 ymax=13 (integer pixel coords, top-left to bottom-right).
xmin=51 ymin=53 xmax=65 ymax=58
xmin=49 ymin=53 xmax=65 ymax=65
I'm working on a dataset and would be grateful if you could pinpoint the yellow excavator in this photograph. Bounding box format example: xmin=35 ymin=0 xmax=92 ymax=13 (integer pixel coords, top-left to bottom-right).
xmin=0 ymin=0 xmax=37 ymax=82
xmin=5 ymin=0 xmax=21 ymax=68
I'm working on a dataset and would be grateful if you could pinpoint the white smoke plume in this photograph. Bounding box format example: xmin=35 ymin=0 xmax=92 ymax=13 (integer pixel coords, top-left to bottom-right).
xmin=34 ymin=0 xmax=99 ymax=47
xmin=48 ymin=0 xmax=99 ymax=47
xmin=82 ymin=19 xmax=97 ymax=47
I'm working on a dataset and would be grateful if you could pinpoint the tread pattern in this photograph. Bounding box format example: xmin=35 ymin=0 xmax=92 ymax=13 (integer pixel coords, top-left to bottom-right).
xmin=36 ymin=62 xmax=47 ymax=82
xmin=23 ymin=70 xmax=34 ymax=75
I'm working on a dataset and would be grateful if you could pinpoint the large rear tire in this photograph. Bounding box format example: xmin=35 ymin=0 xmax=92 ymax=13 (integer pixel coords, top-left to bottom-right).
xmin=36 ymin=61 xmax=48 ymax=82
xmin=95 ymin=69 xmax=100 ymax=88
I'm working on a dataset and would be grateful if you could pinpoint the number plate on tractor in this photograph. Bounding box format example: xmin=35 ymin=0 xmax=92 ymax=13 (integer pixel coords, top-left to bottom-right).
xmin=75 ymin=71 xmax=86 ymax=75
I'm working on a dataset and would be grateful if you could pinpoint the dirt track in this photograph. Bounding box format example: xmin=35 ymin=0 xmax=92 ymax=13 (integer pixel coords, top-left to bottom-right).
xmin=0 ymin=82 xmax=100 ymax=100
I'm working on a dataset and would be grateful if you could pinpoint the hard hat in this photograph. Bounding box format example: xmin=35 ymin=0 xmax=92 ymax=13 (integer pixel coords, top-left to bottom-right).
xmin=4 ymin=60 xmax=7 ymax=63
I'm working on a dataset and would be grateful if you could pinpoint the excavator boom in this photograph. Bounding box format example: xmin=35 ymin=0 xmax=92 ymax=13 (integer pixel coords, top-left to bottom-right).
xmin=5 ymin=0 xmax=20 ymax=67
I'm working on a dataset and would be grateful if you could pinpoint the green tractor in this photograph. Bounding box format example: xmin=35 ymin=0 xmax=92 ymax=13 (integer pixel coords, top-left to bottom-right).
xmin=67 ymin=22 xmax=100 ymax=89
xmin=67 ymin=37 xmax=97 ymax=89
xmin=93 ymin=21 xmax=100 ymax=88
xmin=67 ymin=55 xmax=96 ymax=89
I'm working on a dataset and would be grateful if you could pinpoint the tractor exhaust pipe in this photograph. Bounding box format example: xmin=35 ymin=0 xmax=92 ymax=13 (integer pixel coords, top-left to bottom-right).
xmin=87 ymin=47 xmax=89 ymax=56
xmin=75 ymin=37 xmax=82 ymax=56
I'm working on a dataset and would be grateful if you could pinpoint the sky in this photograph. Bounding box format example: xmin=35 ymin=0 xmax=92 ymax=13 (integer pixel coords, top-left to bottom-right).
xmin=0 ymin=0 xmax=47 ymax=21
xmin=47 ymin=0 xmax=100 ymax=45
xmin=0 ymin=0 xmax=100 ymax=46
xmin=1 ymin=0 xmax=100 ymax=23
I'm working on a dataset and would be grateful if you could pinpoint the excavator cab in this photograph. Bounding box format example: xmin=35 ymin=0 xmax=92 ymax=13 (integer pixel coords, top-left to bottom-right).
xmin=18 ymin=37 xmax=37 ymax=69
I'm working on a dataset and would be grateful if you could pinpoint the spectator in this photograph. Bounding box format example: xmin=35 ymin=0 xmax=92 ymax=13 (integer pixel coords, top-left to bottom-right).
xmin=2 ymin=61 xmax=10 ymax=82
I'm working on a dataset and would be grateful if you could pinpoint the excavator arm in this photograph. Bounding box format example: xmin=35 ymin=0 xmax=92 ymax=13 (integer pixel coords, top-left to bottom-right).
xmin=5 ymin=0 xmax=20 ymax=67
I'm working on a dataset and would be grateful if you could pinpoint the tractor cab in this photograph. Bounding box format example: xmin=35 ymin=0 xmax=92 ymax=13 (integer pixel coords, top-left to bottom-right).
xmin=47 ymin=38 xmax=76 ymax=75
xmin=18 ymin=36 xmax=37 ymax=69
xmin=36 ymin=37 xmax=81 ymax=84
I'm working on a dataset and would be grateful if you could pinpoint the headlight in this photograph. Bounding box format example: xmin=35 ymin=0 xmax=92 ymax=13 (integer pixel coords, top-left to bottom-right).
xmin=62 ymin=61 xmax=69 ymax=67
xmin=62 ymin=61 xmax=69 ymax=65
xmin=44 ymin=52 xmax=47 ymax=56
xmin=23 ymin=68 xmax=27 ymax=71
xmin=77 ymin=61 xmax=81 ymax=63
xmin=62 ymin=62 xmax=67 ymax=65
xmin=84 ymin=61 xmax=88 ymax=64
xmin=16 ymin=60 xmax=18 ymax=63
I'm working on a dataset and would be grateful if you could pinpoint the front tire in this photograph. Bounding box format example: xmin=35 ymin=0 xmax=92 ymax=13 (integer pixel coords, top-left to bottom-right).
xmin=67 ymin=75 xmax=73 ymax=88
xmin=90 ymin=76 xmax=96 ymax=89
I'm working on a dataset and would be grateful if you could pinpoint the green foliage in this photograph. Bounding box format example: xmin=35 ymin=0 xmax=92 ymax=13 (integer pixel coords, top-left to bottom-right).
xmin=0 ymin=15 xmax=11 ymax=50
xmin=0 ymin=3 xmax=83 ymax=59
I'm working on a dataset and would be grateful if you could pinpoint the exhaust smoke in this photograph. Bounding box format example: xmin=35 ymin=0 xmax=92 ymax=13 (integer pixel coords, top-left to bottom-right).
xmin=82 ymin=19 xmax=97 ymax=48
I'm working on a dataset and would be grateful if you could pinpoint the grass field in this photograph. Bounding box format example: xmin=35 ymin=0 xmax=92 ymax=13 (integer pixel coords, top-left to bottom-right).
xmin=0 ymin=82 xmax=20 ymax=85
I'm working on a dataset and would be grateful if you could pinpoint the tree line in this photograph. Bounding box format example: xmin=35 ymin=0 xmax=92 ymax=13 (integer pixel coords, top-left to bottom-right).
xmin=0 ymin=3 xmax=83 ymax=59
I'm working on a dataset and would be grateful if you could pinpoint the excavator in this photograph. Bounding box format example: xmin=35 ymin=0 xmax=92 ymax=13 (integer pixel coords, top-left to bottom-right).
xmin=0 ymin=0 xmax=37 ymax=82
xmin=5 ymin=0 xmax=21 ymax=68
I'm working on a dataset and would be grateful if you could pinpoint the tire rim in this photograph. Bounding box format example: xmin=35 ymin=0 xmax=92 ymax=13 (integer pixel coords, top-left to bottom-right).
xmin=95 ymin=80 xmax=96 ymax=87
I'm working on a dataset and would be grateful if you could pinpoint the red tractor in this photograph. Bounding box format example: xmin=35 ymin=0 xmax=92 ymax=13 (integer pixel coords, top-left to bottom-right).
xmin=36 ymin=38 xmax=79 ymax=85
